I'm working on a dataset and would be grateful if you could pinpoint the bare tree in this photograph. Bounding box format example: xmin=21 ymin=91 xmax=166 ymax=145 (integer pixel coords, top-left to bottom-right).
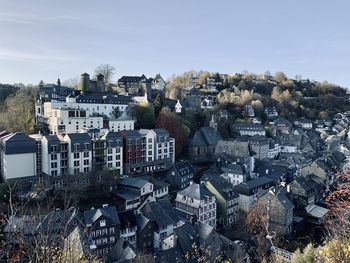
xmin=94 ymin=64 xmax=116 ymax=86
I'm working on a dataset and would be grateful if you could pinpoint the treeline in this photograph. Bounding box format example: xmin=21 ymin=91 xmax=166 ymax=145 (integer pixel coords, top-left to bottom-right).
xmin=0 ymin=86 xmax=37 ymax=133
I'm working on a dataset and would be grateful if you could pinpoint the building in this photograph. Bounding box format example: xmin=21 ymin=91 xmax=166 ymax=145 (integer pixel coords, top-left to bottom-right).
xmin=37 ymin=93 xmax=132 ymax=134
xmin=188 ymin=127 xmax=221 ymax=161
xmin=201 ymin=174 xmax=239 ymax=226
xmin=215 ymin=141 xmax=255 ymax=178
xmin=79 ymin=72 xmax=105 ymax=92
xmin=174 ymin=100 xmax=183 ymax=113
xmin=265 ymin=106 xmax=278 ymax=118
xmin=234 ymin=176 xmax=274 ymax=212
xmin=0 ymin=133 xmax=37 ymax=181
xmin=118 ymin=210 xmax=137 ymax=245
xmin=258 ymin=187 xmax=294 ymax=235
xmin=233 ymin=123 xmax=266 ymax=136
xmin=63 ymin=133 xmax=93 ymax=175
xmin=166 ymin=161 xmax=194 ymax=190
xmin=117 ymin=75 xmax=151 ymax=97
xmin=139 ymin=199 xmax=177 ymax=250
xmin=117 ymin=177 xmax=153 ymax=203
xmin=151 ymin=74 xmax=166 ymax=91
xmin=237 ymin=135 xmax=269 ymax=159
xmin=175 ymin=183 xmax=217 ymax=228
xmin=120 ymin=129 xmax=175 ymax=176
xmin=83 ymin=205 xmax=120 ymax=257
xmin=242 ymin=104 xmax=255 ymax=118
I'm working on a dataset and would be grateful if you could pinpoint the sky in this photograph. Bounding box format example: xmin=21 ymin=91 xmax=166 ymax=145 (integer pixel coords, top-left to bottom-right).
xmin=0 ymin=0 xmax=350 ymax=87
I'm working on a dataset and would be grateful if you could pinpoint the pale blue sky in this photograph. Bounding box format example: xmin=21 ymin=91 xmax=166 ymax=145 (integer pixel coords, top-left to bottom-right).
xmin=0 ymin=0 xmax=349 ymax=87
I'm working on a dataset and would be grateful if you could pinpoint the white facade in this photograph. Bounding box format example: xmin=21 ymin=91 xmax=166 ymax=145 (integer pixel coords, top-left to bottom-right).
xmin=120 ymin=226 xmax=137 ymax=245
xmin=221 ymin=173 xmax=244 ymax=186
xmin=109 ymin=119 xmax=134 ymax=132
xmin=63 ymin=136 xmax=93 ymax=175
xmin=2 ymin=153 xmax=36 ymax=180
xmin=43 ymin=100 xmax=128 ymax=122
xmin=175 ymin=100 xmax=183 ymax=113
xmin=43 ymin=105 xmax=103 ymax=135
xmin=104 ymin=140 xmax=123 ymax=175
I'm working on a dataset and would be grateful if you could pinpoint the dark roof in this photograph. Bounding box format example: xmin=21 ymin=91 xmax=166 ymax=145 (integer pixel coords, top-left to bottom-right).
xmin=234 ymin=176 xmax=274 ymax=196
xmin=173 ymin=161 xmax=194 ymax=176
xmin=153 ymin=128 xmax=169 ymax=136
xmin=119 ymin=177 xmax=149 ymax=189
xmin=118 ymin=75 xmax=147 ymax=83
xmin=189 ymin=127 xmax=221 ymax=147
xmin=202 ymin=173 xmax=239 ymax=200
xmin=83 ymin=205 xmax=120 ymax=226
xmin=118 ymin=210 xmax=137 ymax=229
xmin=233 ymin=123 xmax=265 ymax=131
xmin=1 ymin=133 xmax=36 ymax=154
xmin=141 ymin=199 xmax=176 ymax=228
xmin=178 ymin=183 xmax=214 ymax=200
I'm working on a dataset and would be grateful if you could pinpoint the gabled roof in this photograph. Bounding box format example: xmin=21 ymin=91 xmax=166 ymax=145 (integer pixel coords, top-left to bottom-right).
xmin=141 ymin=199 xmax=176 ymax=228
xmin=119 ymin=177 xmax=149 ymax=189
xmin=234 ymin=176 xmax=274 ymax=196
xmin=173 ymin=161 xmax=194 ymax=176
xmin=118 ymin=210 xmax=137 ymax=229
xmin=177 ymin=183 xmax=214 ymax=201
xmin=64 ymin=132 xmax=91 ymax=142
xmin=189 ymin=127 xmax=221 ymax=147
xmin=1 ymin=132 xmax=36 ymax=154
xmin=83 ymin=205 xmax=119 ymax=226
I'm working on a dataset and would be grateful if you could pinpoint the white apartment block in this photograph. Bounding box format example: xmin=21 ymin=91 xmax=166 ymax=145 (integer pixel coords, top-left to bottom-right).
xmin=63 ymin=133 xmax=93 ymax=175
xmin=109 ymin=119 xmax=134 ymax=132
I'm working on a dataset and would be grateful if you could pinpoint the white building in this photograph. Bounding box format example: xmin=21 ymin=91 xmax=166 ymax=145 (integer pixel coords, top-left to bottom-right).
xmin=175 ymin=183 xmax=217 ymax=228
xmin=0 ymin=133 xmax=37 ymax=181
xmin=43 ymin=106 xmax=103 ymax=135
xmin=108 ymin=118 xmax=134 ymax=132
xmin=151 ymin=75 xmax=166 ymax=91
xmin=175 ymin=100 xmax=183 ymax=113
xmin=63 ymin=133 xmax=93 ymax=175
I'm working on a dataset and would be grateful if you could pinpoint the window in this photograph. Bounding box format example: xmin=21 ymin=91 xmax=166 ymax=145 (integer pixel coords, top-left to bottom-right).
xmin=51 ymin=153 xmax=57 ymax=160
xmin=74 ymin=161 xmax=80 ymax=167
xmin=100 ymin=220 xmax=106 ymax=227
xmin=109 ymin=227 xmax=115 ymax=234
xmin=107 ymin=148 xmax=113 ymax=154
xmin=96 ymin=230 xmax=102 ymax=236
xmin=83 ymin=152 xmax=89 ymax=158
xmin=51 ymin=162 xmax=57 ymax=168
xmin=84 ymin=159 xmax=89 ymax=165
xmin=102 ymin=229 xmax=108 ymax=235
xmin=84 ymin=143 xmax=89 ymax=151
xmin=74 ymin=153 xmax=80 ymax=159
xmin=108 ymin=156 xmax=112 ymax=161
xmin=102 ymin=238 xmax=108 ymax=244
xmin=74 ymin=144 xmax=80 ymax=152
xmin=84 ymin=167 xmax=89 ymax=173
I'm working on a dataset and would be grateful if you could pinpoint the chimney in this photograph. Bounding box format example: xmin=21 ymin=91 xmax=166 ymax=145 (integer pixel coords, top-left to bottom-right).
xmin=287 ymin=184 xmax=291 ymax=193
xmin=102 ymin=204 xmax=108 ymax=208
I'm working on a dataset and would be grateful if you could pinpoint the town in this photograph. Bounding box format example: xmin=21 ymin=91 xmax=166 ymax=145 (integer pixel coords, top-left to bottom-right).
xmin=0 ymin=69 xmax=349 ymax=262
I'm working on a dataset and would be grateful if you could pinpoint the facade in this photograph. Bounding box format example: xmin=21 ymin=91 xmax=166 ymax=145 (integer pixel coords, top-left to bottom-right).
xmin=63 ymin=133 xmax=93 ymax=175
xmin=258 ymin=188 xmax=294 ymax=235
xmin=108 ymin=118 xmax=134 ymax=132
xmin=119 ymin=129 xmax=175 ymax=176
xmin=237 ymin=135 xmax=269 ymax=159
xmin=166 ymin=161 xmax=194 ymax=190
xmin=175 ymin=100 xmax=183 ymax=113
xmin=37 ymin=92 xmax=132 ymax=134
xmin=175 ymin=183 xmax=217 ymax=228
xmin=202 ymin=174 xmax=239 ymax=226
xmin=233 ymin=124 xmax=266 ymax=136
xmin=118 ymin=210 xmax=137 ymax=245
xmin=83 ymin=205 xmax=120 ymax=257
xmin=117 ymin=75 xmax=151 ymax=97
xmin=242 ymin=104 xmax=255 ymax=118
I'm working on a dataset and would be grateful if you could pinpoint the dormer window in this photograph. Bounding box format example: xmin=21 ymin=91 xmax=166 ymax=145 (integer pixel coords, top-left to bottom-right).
xmin=100 ymin=220 xmax=106 ymax=227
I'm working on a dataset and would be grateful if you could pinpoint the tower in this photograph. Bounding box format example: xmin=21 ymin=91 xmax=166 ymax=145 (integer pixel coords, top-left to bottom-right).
xmin=79 ymin=73 xmax=90 ymax=91
xmin=209 ymin=114 xmax=217 ymax=131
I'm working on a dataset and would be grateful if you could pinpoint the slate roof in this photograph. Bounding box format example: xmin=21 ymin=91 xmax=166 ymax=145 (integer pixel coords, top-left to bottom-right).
xmin=1 ymin=132 xmax=36 ymax=154
xmin=189 ymin=127 xmax=221 ymax=147
xmin=118 ymin=210 xmax=137 ymax=229
xmin=119 ymin=177 xmax=149 ymax=189
xmin=173 ymin=161 xmax=194 ymax=176
xmin=215 ymin=140 xmax=251 ymax=158
xmin=234 ymin=176 xmax=274 ymax=196
xmin=141 ymin=199 xmax=176 ymax=228
xmin=83 ymin=205 xmax=120 ymax=226
xmin=202 ymin=173 xmax=239 ymax=200
xmin=65 ymin=132 xmax=91 ymax=142
xmin=178 ymin=183 xmax=214 ymax=200
xmin=263 ymin=187 xmax=294 ymax=210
